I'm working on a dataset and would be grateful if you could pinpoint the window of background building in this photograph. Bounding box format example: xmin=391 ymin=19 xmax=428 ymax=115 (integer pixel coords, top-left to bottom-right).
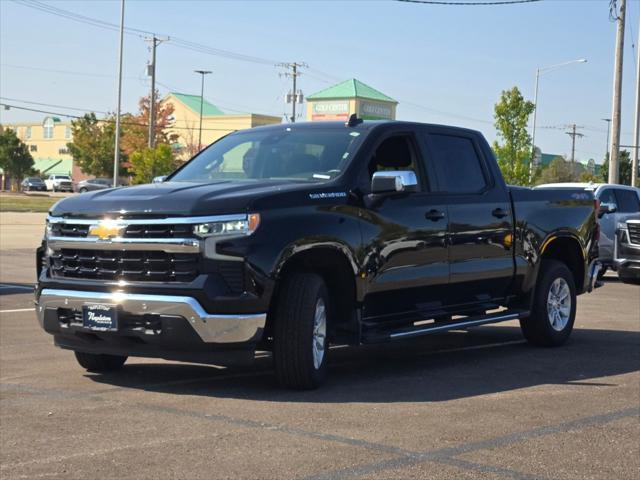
xmin=64 ymin=126 xmax=71 ymax=140
xmin=25 ymin=127 xmax=32 ymax=140
xmin=30 ymin=145 xmax=37 ymax=152
xmin=58 ymin=147 xmax=70 ymax=155
xmin=43 ymin=118 xmax=54 ymax=139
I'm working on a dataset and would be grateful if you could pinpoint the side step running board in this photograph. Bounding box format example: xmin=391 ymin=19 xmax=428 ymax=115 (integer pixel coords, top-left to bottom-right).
xmin=362 ymin=310 xmax=529 ymax=344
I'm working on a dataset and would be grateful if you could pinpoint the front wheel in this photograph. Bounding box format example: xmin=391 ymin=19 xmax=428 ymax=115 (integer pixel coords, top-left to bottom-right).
xmin=273 ymin=273 xmax=329 ymax=390
xmin=74 ymin=351 xmax=127 ymax=372
xmin=79 ymin=187 xmax=88 ymax=193
xmin=520 ymin=260 xmax=576 ymax=347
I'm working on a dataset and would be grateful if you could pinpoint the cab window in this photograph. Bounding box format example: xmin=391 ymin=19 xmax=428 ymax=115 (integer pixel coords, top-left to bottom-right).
xmin=367 ymin=135 xmax=424 ymax=189
xmin=598 ymin=189 xmax=618 ymax=211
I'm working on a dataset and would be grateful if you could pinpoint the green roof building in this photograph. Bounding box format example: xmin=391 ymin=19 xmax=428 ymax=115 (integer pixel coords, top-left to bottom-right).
xmin=306 ymin=79 xmax=397 ymax=121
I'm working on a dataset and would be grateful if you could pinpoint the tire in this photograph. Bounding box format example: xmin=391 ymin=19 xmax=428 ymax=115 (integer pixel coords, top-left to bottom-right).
xmin=273 ymin=273 xmax=329 ymax=389
xmin=53 ymin=186 xmax=58 ymax=192
xmin=519 ymin=260 xmax=576 ymax=347
xmin=79 ymin=187 xmax=88 ymax=193
xmin=597 ymin=266 xmax=607 ymax=281
xmin=74 ymin=351 xmax=127 ymax=372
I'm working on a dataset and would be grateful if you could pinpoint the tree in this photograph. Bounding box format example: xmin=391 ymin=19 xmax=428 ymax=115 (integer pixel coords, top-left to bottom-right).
xmin=67 ymin=113 xmax=125 ymax=177
xmin=128 ymin=144 xmax=175 ymax=184
xmin=0 ymin=128 xmax=34 ymax=190
xmin=536 ymin=156 xmax=576 ymax=184
xmin=121 ymin=90 xmax=178 ymax=156
xmin=600 ymin=150 xmax=636 ymax=186
xmin=492 ymin=87 xmax=535 ymax=186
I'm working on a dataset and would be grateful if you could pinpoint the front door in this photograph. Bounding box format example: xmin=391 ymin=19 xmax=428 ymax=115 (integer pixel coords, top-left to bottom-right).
xmin=359 ymin=132 xmax=450 ymax=323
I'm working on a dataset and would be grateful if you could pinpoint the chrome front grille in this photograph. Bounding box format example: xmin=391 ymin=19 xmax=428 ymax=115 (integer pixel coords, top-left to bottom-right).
xmin=49 ymin=222 xmax=194 ymax=239
xmin=50 ymin=249 xmax=199 ymax=282
xmin=45 ymin=214 xmax=251 ymax=285
xmin=628 ymin=222 xmax=640 ymax=245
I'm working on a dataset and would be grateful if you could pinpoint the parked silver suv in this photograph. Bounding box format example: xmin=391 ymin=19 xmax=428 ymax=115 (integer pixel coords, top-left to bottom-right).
xmin=536 ymin=183 xmax=640 ymax=276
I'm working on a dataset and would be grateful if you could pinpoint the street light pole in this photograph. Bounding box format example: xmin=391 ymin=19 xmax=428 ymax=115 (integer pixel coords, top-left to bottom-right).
xmin=112 ymin=0 xmax=125 ymax=188
xmin=194 ymin=70 xmax=211 ymax=152
xmin=529 ymin=68 xmax=541 ymax=183
xmin=528 ymin=58 xmax=587 ymax=184
xmin=602 ymin=118 xmax=611 ymax=160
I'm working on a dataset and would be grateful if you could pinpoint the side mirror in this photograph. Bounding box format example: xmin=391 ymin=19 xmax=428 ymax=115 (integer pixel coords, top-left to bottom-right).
xmin=371 ymin=171 xmax=418 ymax=194
xmin=598 ymin=204 xmax=617 ymax=218
xmin=152 ymin=175 xmax=168 ymax=184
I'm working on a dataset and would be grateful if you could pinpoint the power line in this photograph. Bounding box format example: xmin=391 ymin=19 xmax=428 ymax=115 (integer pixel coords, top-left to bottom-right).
xmin=12 ymin=0 xmax=283 ymax=67
xmin=397 ymin=0 xmax=541 ymax=5
xmin=0 ymin=97 xmax=110 ymax=115
xmin=0 ymin=63 xmax=142 ymax=80
xmin=0 ymin=103 xmax=237 ymax=132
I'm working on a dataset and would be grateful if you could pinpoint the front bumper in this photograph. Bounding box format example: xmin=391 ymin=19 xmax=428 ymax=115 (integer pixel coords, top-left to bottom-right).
xmin=37 ymin=288 xmax=266 ymax=343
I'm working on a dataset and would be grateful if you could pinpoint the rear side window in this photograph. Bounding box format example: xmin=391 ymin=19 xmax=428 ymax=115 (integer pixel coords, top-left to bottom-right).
xmin=615 ymin=189 xmax=640 ymax=213
xmin=427 ymin=134 xmax=488 ymax=193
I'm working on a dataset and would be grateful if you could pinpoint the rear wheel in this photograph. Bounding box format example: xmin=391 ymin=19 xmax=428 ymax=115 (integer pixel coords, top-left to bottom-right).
xmin=74 ymin=351 xmax=127 ymax=372
xmin=273 ymin=273 xmax=329 ymax=389
xmin=520 ymin=260 xmax=576 ymax=347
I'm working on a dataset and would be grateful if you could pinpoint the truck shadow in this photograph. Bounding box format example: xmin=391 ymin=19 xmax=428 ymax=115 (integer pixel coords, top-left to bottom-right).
xmin=85 ymin=325 xmax=640 ymax=403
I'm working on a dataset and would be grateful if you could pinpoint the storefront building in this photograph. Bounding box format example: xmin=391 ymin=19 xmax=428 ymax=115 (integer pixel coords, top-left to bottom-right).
xmin=306 ymin=79 xmax=397 ymax=122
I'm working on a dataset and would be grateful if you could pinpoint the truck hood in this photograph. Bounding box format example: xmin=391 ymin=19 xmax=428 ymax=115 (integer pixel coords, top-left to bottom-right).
xmin=50 ymin=180 xmax=311 ymax=218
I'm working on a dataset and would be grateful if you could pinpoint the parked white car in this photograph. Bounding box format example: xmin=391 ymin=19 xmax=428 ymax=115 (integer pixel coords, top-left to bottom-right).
xmin=45 ymin=174 xmax=73 ymax=192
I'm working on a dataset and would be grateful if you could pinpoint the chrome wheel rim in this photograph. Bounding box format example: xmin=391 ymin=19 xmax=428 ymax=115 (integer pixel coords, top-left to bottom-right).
xmin=312 ymin=298 xmax=327 ymax=370
xmin=547 ymin=278 xmax=571 ymax=331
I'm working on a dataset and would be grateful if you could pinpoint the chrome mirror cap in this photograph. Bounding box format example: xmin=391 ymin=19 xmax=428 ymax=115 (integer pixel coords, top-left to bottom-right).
xmin=371 ymin=170 xmax=418 ymax=194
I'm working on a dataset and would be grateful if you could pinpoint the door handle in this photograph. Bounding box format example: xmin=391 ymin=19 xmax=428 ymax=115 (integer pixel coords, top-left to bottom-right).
xmin=425 ymin=209 xmax=445 ymax=221
xmin=492 ymin=208 xmax=509 ymax=219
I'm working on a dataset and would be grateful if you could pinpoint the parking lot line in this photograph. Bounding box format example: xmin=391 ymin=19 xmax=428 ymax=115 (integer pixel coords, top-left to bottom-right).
xmin=0 ymin=308 xmax=35 ymax=313
xmin=0 ymin=284 xmax=33 ymax=290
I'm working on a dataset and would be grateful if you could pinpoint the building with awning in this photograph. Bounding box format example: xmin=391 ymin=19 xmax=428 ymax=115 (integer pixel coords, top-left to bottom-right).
xmin=306 ymin=79 xmax=398 ymax=122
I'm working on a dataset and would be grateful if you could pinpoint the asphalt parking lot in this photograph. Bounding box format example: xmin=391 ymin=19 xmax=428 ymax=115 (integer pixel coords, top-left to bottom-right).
xmin=1 ymin=213 xmax=639 ymax=479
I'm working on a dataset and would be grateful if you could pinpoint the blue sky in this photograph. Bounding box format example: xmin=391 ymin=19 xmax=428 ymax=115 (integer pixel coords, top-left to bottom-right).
xmin=1 ymin=0 xmax=638 ymax=164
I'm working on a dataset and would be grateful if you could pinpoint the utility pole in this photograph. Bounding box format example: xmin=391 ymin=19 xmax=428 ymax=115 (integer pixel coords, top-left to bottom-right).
xmin=113 ymin=0 xmax=125 ymax=188
xmin=279 ymin=62 xmax=307 ymax=123
xmin=145 ymin=35 xmax=168 ymax=149
xmin=565 ymin=124 xmax=584 ymax=164
xmin=632 ymin=18 xmax=640 ymax=187
xmin=194 ymin=70 xmax=211 ymax=151
xmin=609 ymin=0 xmax=626 ymax=184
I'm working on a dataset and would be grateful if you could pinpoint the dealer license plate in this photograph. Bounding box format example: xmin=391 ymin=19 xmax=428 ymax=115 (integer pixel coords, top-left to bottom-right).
xmin=82 ymin=304 xmax=118 ymax=331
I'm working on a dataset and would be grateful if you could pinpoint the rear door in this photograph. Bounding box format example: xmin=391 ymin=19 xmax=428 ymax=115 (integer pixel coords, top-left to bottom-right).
xmin=422 ymin=127 xmax=514 ymax=310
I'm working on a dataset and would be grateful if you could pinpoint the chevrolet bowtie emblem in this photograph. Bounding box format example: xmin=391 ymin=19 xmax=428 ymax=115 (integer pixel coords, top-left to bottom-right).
xmin=88 ymin=223 xmax=125 ymax=240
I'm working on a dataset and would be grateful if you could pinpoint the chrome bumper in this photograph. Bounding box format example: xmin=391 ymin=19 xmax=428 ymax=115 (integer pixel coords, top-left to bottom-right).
xmin=35 ymin=288 xmax=266 ymax=344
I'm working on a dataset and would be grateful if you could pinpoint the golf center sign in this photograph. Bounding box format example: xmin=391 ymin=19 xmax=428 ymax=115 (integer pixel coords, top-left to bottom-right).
xmin=310 ymin=100 xmax=394 ymax=121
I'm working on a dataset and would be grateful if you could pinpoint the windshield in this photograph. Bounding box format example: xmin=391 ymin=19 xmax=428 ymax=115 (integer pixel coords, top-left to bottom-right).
xmin=170 ymin=127 xmax=364 ymax=183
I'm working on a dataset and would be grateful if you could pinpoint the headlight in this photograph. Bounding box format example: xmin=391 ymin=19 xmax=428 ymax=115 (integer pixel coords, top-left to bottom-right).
xmin=617 ymin=222 xmax=628 ymax=231
xmin=193 ymin=213 xmax=260 ymax=238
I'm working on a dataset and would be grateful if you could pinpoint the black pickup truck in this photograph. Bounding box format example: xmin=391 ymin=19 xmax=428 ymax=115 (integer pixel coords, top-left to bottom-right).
xmin=35 ymin=118 xmax=601 ymax=389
